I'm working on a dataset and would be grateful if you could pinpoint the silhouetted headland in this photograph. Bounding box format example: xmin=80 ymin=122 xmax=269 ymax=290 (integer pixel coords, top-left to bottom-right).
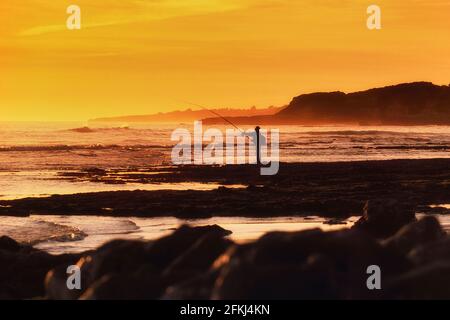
xmin=204 ymin=82 xmax=450 ymax=125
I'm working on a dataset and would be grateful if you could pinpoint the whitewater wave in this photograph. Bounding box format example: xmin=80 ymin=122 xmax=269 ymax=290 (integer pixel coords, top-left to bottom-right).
xmin=0 ymin=144 xmax=171 ymax=152
xmin=67 ymin=126 xmax=131 ymax=133
xmin=375 ymin=145 xmax=450 ymax=150
xmin=0 ymin=219 xmax=87 ymax=245
xmin=303 ymin=130 xmax=417 ymax=136
xmin=0 ymin=216 xmax=142 ymax=249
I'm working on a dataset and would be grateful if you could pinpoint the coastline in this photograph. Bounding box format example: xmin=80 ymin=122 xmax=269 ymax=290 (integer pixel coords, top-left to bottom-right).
xmin=2 ymin=158 xmax=450 ymax=218
xmin=2 ymin=211 xmax=449 ymax=299
xmin=2 ymin=157 xmax=450 ymax=299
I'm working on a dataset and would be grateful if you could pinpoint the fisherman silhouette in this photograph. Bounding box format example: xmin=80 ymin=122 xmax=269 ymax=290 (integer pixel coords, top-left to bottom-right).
xmin=180 ymin=101 xmax=268 ymax=167
xmin=241 ymin=126 xmax=266 ymax=166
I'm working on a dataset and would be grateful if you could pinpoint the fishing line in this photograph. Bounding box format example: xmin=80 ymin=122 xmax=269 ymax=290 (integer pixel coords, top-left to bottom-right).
xmin=179 ymin=100 xmax=246 ymax=134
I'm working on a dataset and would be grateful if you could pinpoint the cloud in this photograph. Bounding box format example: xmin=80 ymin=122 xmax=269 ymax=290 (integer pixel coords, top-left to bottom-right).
xmin=17 ymin=0 xmax=253 ymax=37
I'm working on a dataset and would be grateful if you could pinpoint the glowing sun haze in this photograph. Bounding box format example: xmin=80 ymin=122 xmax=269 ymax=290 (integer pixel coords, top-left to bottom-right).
xmin=1 ymin=0 xmax=449 ymax=121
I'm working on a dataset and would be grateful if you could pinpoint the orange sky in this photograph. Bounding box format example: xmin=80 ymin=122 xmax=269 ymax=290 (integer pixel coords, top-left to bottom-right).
xmin=1 ymin=0 xmax=450 ymax=121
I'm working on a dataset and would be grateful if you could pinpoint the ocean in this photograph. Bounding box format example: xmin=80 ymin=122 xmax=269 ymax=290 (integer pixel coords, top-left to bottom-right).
xmin=1 ymin=121 xmax=450 ymax=253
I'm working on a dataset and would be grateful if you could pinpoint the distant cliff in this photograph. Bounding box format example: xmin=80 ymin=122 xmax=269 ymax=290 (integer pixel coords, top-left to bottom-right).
xmin=90 ymin=106 xmax=282 ymax=123
xmin=203 ymin=82 xmax=450 ymax=126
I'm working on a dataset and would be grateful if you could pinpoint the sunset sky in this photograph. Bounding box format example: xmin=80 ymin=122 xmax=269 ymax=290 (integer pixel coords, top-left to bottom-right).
xmin=1 ymin=0 xmax=450 ymax=121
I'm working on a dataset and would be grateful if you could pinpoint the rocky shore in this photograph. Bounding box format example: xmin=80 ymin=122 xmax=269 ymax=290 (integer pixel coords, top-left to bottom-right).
xmin=2 ymin=159 xmax=450 ymax=218
xmin=1 ymin=159 xmax=450 ymax=299
xmin=1 ymin=200 xmax=449 ymax=300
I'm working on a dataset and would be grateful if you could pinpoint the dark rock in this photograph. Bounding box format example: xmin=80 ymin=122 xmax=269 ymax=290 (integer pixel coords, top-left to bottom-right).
xmin=212 ymin=228 xmax=409 ymax=299
xmin=82 ymin=167 xmax=106 ymax=175
xmin=45 ymin=264 xmax=83 ymax=300
xmin=145 ymin=225 xmax=232 ymax=270
xmin=80 ymin=266 xmax=165 ymax=300
xmin=162 ymin=232 xmax=234 ymax=282
xmin=0 ymin=246 xmax=81 ymax=299
xmin=81 ymin=227 xmax=233 ymax=300
xmin=82 ymin=240 xmax=150 ymax=283
xmin=382 ymin=216 xmax=446 ymax=255
xmin=213 ymin=256 xmax=339 ymax=300
xmin=324 ymin=218 xmax=347 ymax=225
xmin=46 ymin=240 xmax=152 ymax=300
xmin=46 ymin=224 xmax=232 ymax=299
xmin=161 ymin=270 xmax=221 ymax=300
xmin=352 ymin=200 xmax=416 ymax=238
xmin=0 ymin=236 xmax=26 ymax=252
xmin=70 ymin=127 xmax=95 ymax=133
xmin=385 ymin=262 xmax=450 ymax=299
xmin=5 ymin=216 xmax=450 ymax=300
xmin=4 ymin=158 xmax=450 ymax=219
xmin=409 ymin=236 xmax=450 ymax=266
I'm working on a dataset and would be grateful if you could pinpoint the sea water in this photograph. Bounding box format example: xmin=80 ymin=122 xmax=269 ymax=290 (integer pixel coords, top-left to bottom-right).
xmin=2 ymin=122 xmax=450 ymax=253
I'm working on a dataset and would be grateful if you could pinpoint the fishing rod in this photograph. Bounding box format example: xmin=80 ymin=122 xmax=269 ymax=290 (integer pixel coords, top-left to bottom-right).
xmin=180 ymin=100 xmax=246 ymax=134
xmin=180 ymin=100 xmax=264 ymax=166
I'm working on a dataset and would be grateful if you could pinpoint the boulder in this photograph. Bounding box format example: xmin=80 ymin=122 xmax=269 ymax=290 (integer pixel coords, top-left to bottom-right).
xmin=80 ymin=265 xmax=165 ymax=300
xmin=382 ymin=216 xmax=446 ymax=255
xmin=409 ymin=236 xmax=450 ymax=266
xmin=162 ymin=232 xmax=233 ymax=282
xmin=45 ymin=259 xmax=91 ymax=300
xmin=212 ymin=228 xmax=409 ymax=299
xmin=385 ymin=262 xmax=450 ymax=299
xmin=0 ymin=240 xmax=80 ymax=299
xmin=79 ymin=240 xmax=150 ymax=284
xmin=352 ymin=200 xmax=416 ymax=238
xmin=145 ymin=224 xmax=231 ymax=270
xmin=45 ymin=224 xmax=232 ymax=299
xmin=161 ymin=270 xmax=221 ymax=300
xmin=213 ymin=256 xmax=339 ymax=300
xmin=0 ymin=236 xmax=28 ymax=253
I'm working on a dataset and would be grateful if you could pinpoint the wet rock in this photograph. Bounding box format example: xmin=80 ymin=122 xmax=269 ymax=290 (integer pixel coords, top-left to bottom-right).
xmin=45 ymin=264 xmax=84 ymax=300
xmin=409 ymin=236 xmax=450 ymax=266
xmin=46 ymin=224 xmax=233 ymax=299
xmin=83 ymin=228 xmax=233 ymax=300
xmin=386 ymin=262 xmax=450 ymax=299
xmin=80 ymin=266 xmax=165 ymax=300
xmin=71 ymin=127 xmax=95 ymax=133
xmin=0 ymin=236 xmax=26 ymax=252
xmin=0 ymin=240 xmax=80 ymax=299
xmin=145 ymin=225 xmax=232 ymax=270
xmin=324 ymin=218 xmax=347 ymax=225
xmin=162 ymin=270 xmax=221 ymax=300
xmin=46 ymin=240 xmax=153 ymax=300
xmin=214 ymin=257 xmax=339 ymax=300
xmin=382 ymin=216 xmax=446 ymax=255
xmin=101 ymin=179 xmax=126 ymax=185
xmin=212 ymin=246 xmax=341 ymax=300
xmin=317 ymin=199 xmax=364 ymax=218
xmin=162 ymin=232 xmax=234 ymax=282
xmin=6 ymin=216 xmax=450 ymax=300
xmin=212 ymin=229 xmax=409 ymax=299
xmin=82 ymin=167 xmax=106 ymax=175
xmin=352 ymin=200 xmax=416 ymax=238
xmin=82 ymin=240 xmax=150 ymax=282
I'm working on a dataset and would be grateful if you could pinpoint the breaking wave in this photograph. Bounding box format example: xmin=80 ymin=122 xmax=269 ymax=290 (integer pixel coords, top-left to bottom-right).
xmin=67 ymin=126 xmax=131 ymax=133
xmin=0 ymin=219 xmax=87 ymax=245
xmin=0 ymin=144 xmax=171 ymax=152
